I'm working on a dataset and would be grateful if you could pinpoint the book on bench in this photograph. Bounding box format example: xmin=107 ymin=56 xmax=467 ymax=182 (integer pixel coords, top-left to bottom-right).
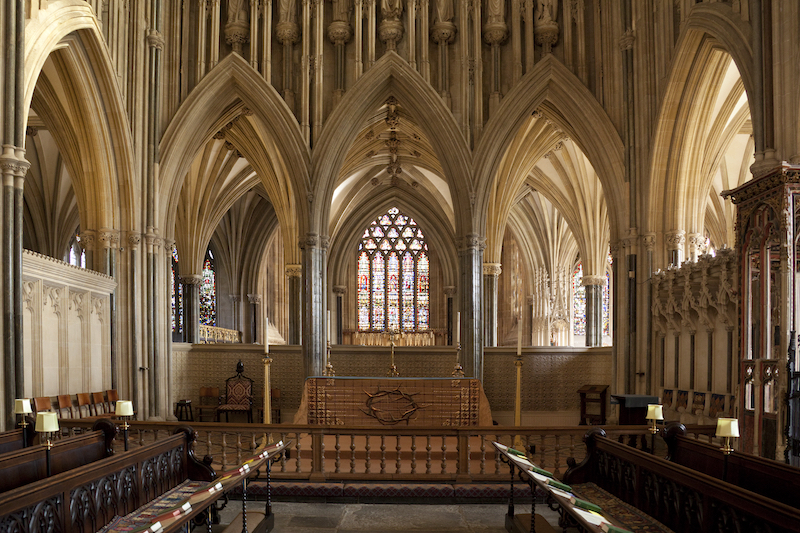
xmin=569 ymin=496 xmax=602 ymax=513
xmin=529 ymin=465 xmax=554 ymax=478
xmin=544 ymin=478 xmax=572 ymax=492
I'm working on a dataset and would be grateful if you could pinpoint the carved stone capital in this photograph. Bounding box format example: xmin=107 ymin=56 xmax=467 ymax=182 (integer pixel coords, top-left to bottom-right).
xmin=285 ymin=264 xmax=302 ymax=277
xmin=147 ymin=29 xmax=165 ymax=50
xmin=230 ymin=294 xmax=241 ymax=303
xmin=332 ymin=285 xmax=347 ymax=295
xmin=482 ymin=21 xmax=508 ymax=45
xmin=127 ymin=232 xmax=142 ymax=249
xmin=461 ymin=234 xmax=486 ymax=251
xmin=275 ymin=20 xmax=301 ymax=43
xmin=582 ymin=275 xmax=606 ymax=286
xmin=379 ymin=18 xmax=404 ymax=50
xmin=665 ymin=230 xmax=686 ymax=251
xmin=99 ymin=229 xmax=120 ymax=249
xmin=643 ymin=233 xmax=656 ymax=251
xmin=225 ymin=21 xmax=251 ymax=52
xmin=687 ymin=232 xmax=706 ymax=255
xmin=619 ymin=28 xmax=635 ymax=51
xmin=430 ymin=20 xmax=456 ymax=44
xmin=327 ymin=20 xmax=352 ymax=44
xmin=247 ymin=293 xmax=262 ymax=305
xmin=80 ymin=230 xmax=97 ymax=249
xmin=482 ymin=263 xmax=502 ymax=276
xmin=443 ymin=285 xmax=456 ymax=297
xmin=182 ymin=275 xmax=204 ymax=286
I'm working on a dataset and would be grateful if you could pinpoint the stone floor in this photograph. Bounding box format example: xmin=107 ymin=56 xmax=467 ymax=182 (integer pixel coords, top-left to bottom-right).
xmin=217 ymin=501 xmax=563 ymax=533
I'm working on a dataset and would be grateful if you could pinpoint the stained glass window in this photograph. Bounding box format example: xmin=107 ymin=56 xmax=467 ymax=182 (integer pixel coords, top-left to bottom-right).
xmin=357 ymin=207 xmax=430 ymax=331
xmin=572 ymin=264 xmax=586 ymax=336
xmin=199 ymin=249 xmax=216 ymax=326
xmin=572 ymin=258 xmax=612 ymax=337
xmin=171 ymin=248 xmax=183 ymax=334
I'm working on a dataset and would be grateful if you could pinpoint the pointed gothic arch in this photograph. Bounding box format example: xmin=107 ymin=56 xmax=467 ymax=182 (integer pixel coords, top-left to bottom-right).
xmin=312 ymin=52 xmax=472 ymax=237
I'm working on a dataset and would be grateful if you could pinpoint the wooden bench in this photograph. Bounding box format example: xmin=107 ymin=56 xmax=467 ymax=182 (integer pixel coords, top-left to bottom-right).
xmin=663 ymin=421 xmax=800 ymax=509
xmin=0 ymin=425 xmax=36 ymax=455
xmin=0 ymin=419 xmax=117 ymax=494
xmin=564 ymin=427 xmax=800 ymax=533
xmin=0 ymin=425 xmax=215 ymax=533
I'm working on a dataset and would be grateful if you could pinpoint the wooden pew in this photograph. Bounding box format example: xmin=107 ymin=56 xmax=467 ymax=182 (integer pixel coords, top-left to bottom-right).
xmin=0 ymin=419 xmax=117 ymax=494
xmin=0 ymin=424 xmax=36 ymax=455
xmin=663 ymin=421 xmax=800 ymax=509
xmin=564 ymin=427 xmax=800 ymax=533
xmin=0 ymin=425 xmax=215 ymax=533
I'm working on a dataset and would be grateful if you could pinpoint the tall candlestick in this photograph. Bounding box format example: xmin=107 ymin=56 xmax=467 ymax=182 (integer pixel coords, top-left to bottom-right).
xmin=455 ymin=312 xmax=460 ymax=345
xmin=264 ymin=317 xmax=269 ymax=354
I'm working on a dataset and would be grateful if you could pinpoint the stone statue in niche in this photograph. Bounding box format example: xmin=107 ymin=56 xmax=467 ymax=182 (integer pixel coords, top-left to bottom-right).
xmin=227 ymin=0 xmax=249 ymax=24
xmin=434 ymin=0 xmax=453 ymax=23
xmin=381 ymin=0 xmax=403 ymax=20
xmin=536 ymin=0 xmax=558 ymax=22
xmin=279 ymin=0 xmax=297 ymax=24
xmin=332 ymin=0 xmax=349 ymax=22
xmin=486 ymin=0 xmax=505 ymax=25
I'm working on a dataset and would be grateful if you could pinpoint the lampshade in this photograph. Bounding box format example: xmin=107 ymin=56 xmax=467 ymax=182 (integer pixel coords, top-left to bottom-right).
xmin=14 ymin=399 xmax=32 ymax=415
xmin=646 ymin=404 xmax=664 ymax=421
xmin=115 ymin=400 xmax=134 ymax=417
xmin=35 ymin=412 xmax=59 ymax=433
xmin=716 ymin=417 xmax=740 ymax=438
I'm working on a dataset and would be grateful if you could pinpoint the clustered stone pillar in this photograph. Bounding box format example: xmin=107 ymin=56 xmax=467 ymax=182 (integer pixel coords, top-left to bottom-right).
xmin=327 ymin=0 xmax=352 ymax=106
xmin=286 ymin=264 xmax=302 ymax=344
xmin=431 ymin=0 xmax=456 ymax=108
xmin=666 ymin=230 xmax=685 ymax=267
xmin=332 ymin=285 xmax=346 ymax=344
xmin=443 ymin=285 xmax=456 ymax=345
xmin=247 ymin=293 xmax=261 ymax=344
xmin=460 ymin=234 xmax=484 ymax=380
xmin=583 ymin=275 xmax=605 ymax=347
xmin=276 ymin=0 xmax=300 ymax=111
xmin=482 ymin=263 xmax=501 ymax=347
xmin=302 ymin=233 xmax=327 ymax=376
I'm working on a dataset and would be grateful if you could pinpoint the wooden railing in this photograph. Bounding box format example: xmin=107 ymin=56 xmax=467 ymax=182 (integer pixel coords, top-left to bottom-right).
xmin=199 ymin=325 xmax=241 ymax=343
xmin=58 ymin=420 xmax=717 ymax=483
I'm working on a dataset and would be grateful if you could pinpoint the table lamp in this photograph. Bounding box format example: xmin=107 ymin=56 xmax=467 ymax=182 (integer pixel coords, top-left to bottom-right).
xmin=35 ymin=411 xmax=59 ymax=476
xmin=716 ymin=417 xmax=739 ymax=481
xmin=115 ymin=400 xmax=134 ymax=451
xmin=645 ymin=404 xmax=664 ymax=454
xmin=14 ymin=399 xmax=32 ymax=447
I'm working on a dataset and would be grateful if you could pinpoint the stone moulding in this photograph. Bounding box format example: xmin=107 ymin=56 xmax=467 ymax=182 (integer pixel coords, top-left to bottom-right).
xmin=22 ymin=249 xmax=117 ymax=296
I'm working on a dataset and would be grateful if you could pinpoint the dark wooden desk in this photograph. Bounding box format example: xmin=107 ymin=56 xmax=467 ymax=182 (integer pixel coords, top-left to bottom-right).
xmin=578 ymin=385 xmax=608 ymax=425
xmin=611 ymin=394 xmax=658 ymax=425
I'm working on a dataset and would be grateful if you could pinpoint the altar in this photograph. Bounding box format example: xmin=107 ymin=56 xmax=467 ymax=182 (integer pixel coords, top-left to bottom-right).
xmin=293 ymin=377 xmax=493 ymax=426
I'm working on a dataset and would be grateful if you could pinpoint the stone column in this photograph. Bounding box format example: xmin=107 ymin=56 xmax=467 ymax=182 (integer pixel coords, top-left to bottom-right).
xmin=100 ymin=230 xmax=120 ymax=388
xmin=182 ymin=275 xmax=203 ymax=344
xmin=460 ymin=234 xmax=484 ymax=380
xmin=443 ymin=285 xmax=456 ymax=345
xmin=482 ymin=8 xmax=507 ymax=115
xmin=275 ymin=0 xmax=300 ymax=111
xmin=302 ymin=233 xmax=327 ymax=377
xmin=328 ymin=1 xmax=352 ymax=106
xmin=80 ymin=230 xmax=97 ymax=272
xmin=247 ymin=293 xmax=261 ymax=344
xmin=482 ymin=263 xmax=501 ymax=347
xmin=332 ymin=285 xmax=346 ymax=344
xmin=230 ymin=294 xmax=241 ymax=334
xmin=665 ymin=230 xmax=685 ymax=267
xmin=286 ymin=264 xmax=302 ymax=344
xmin=583 ymin=275 xmax=605 ymax=347
xmin=431 ymin=16 xmax=456 ymax=108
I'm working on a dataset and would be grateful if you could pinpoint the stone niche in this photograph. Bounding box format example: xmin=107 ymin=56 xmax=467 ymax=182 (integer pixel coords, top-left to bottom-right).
xmin=22 ymin=250 xmax=117 ymax=397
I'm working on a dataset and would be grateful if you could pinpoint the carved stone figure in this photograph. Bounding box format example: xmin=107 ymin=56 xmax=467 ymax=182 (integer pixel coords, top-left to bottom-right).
xmin=434 ymin=0 xmax=453 ymax=23
xmin=381 ymin=0 xmax=403 ymax=20
xmin=279 ymin=0 xmax=297 ymax=24
xmin=227 ymin=0 xmax=249 ymax=24
xmin=333 ymin=0 xmax=349 ymax=22
xmin=486 ymin=0 xmax=504 ymax=25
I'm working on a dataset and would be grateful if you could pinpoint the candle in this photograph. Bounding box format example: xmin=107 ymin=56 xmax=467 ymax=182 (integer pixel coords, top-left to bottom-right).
xmin=517 ymin=318 xmax=522 ymax=356
xmin=327 ymin=310 xmax=332 ymax=344
xmin=455 ymin=312 xmax=460 ymax=345
xmin=264 ymin=317 xmax=269 ymax=354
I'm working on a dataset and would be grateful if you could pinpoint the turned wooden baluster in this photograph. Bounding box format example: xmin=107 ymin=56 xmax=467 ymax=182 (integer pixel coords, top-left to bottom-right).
xmin=480 ymin=435 xmax=487 ymax=475
xmin=426 ymin=435 xmax=432 ymax=474
xmin=411 ymin=435 xmax=417 ymax=474
xmin=294 ymin=436 xmax=302 ymax=474
xmin=380 ymin=435 xmax=387 ymax=474
xmin=395 ymin=435 xmax=402 ymax=473
xmin=365 ymin=435 xmax=371 ymax=474
xmin=335 ymin=434 xmax=341 ymax=473
xmin=440 ymin=436 xmax=447 ymax=474
xmin=349 ymin=434 xmax=356 ymax=474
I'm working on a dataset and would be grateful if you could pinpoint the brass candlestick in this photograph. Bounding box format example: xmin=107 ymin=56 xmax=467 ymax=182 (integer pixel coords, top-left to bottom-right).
xmin=451 ymin=343 xmax=465 ymax=377
xmin=323 ymin=341 xmax=336 ymax=376
xmin=387 ymin=332 xmax=400 ymax=377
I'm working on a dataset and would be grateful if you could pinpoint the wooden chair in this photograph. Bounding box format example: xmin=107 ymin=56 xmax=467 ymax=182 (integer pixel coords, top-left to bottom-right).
xmin=76 ymin=392 xmax=97 ymax=418
xmin=56 ymin=395 xmax=76 ymax=419
xmin=91 ymin=392 xmax=108 ymax=416
xmin=216 ymin=361 xmax=253 ymax=423
xmin=105 ymin=389 xmax=118 ymax=412
xmin=32 ymin=397 xmax=52 ymax=413
xmin=196 ymin=387 xmax=221 ymax=422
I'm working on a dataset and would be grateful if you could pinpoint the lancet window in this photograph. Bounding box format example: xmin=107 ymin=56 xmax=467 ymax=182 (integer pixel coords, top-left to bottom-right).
xmin=171 ymin=248 xmax=183 ymax=334
xmin=200 ymin=249 xmax=216 ymax=326
xmin=357 ymin=207 xmax=430 ymax=331
xmin=66 ymin=229 xmax=85 ymax=268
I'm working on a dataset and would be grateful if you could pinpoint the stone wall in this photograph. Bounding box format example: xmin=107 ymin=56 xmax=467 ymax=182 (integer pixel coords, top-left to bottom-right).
xmin=171 ymin=344 xmax=612 ymax=424
xmin=22 ymin=250 xmax=116 ymax=397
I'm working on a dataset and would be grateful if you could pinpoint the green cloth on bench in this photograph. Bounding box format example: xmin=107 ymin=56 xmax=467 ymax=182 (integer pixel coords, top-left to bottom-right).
xmin=99 ymin=480 xmax=207 ymax=532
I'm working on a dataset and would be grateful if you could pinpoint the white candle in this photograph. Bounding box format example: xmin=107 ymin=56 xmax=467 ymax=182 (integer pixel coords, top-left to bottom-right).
xmin=327 ymin=310 xmax=332 ymax=344
xmin=455 ymin=312 xmax=460 ymax=345
xmin=264 ymin=317 xmax=269 ymax=353
xmin=517 ymin=318 xmax=522 ymax=356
